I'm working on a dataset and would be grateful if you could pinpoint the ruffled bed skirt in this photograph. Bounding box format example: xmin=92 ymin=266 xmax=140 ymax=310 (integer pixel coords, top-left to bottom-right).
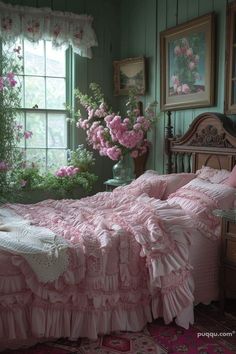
xmin=0 ymin=251 xmax=194 ymax=351
xmin=0 ymin=287 xmax=193 ymax=352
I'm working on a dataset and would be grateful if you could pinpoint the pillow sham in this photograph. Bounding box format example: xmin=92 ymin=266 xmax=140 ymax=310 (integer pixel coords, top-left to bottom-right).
xmin=167 ymin=178 xmax=236 ymax=239
xmin=196 ymin=165 xmax=230 ymax=184
xmin=224 ymin=165 xmax=236 ymax=187
xmin=114 ymin=170 xmax=196 ymax=199
xmin=161 ymin=172 xmax=196 ymax=198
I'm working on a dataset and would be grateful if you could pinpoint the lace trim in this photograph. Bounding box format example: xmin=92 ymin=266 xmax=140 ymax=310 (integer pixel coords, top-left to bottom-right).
xmin=0 ymin=1 xmax=98 ymax=58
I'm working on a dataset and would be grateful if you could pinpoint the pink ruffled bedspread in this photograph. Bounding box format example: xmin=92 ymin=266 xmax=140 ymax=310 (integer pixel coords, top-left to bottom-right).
xmin=0 ymin=191 xmax=205 ymax=349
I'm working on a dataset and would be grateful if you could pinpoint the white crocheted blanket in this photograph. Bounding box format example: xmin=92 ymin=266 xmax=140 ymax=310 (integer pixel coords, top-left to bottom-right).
xmin=0 ymin=207 xmax=69 ymax=283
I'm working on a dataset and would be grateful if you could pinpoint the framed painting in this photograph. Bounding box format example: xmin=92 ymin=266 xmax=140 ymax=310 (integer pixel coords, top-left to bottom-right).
xmin=113 ymin=57 xmax=146 ymax=95
xmin=160 ymin=13 xmax=215 ymax=111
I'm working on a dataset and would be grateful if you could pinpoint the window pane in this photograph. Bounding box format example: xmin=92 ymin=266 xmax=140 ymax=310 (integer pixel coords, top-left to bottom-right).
xmin=26 ymin=148 xmax=46 ymax=170
xmin=24 ymin=40 xmax=45 ymax=76
xmin=25 ymin=76 xmax=45 ymax=108
xmin=46 ymin=41 xmax=65 ymax=77
xmin=48 ymin=113 xmax=67 ymax=148
xmin=16 ymin=75 xmax=24 ymax=108
xmin=26 ymin=112 xmax=46 ymax=148
xmin=46 ymin=78 xmax=66 ymax=109
xmin=47 ymin=149 xmax=67 ymax=171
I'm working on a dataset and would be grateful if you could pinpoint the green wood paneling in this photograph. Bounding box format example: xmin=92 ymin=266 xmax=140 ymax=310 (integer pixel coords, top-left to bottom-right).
xmin=65 ymin=0 xmax=85 ymax=13
xmin=187 ymin=0 xmax=199 ymax=19
xmin=145 ymin=0 xmax=158 ymax=171
xmin=213 ymin=0 xmax=227 ymax=114
xmin=37 ymin=0 xmax=51 ymax=8
xmin=51 ymin=0 xmax=65 ymax=11
xmin=167 ymin=0 xmax=178 ymax=27
xmin=156 ymin=0 xmax=167 ymax=173
xmin=198 ymin=0 xmax=214 ymax=15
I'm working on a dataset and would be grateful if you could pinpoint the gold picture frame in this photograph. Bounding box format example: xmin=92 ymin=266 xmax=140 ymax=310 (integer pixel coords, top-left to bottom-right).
xmin=113 ymin=57 xmax=146 ymax=96
xmin=160 ymin=13 xmax=215 ymax=111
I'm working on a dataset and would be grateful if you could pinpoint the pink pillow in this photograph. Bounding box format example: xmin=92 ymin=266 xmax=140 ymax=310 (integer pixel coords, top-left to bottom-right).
xmin=161 ymin=172 xmax=196 ymax=198
xmin=122 ymin=170 xmax=167 ymax=198
xmin=224 ymin=165 xmax=236 ymax=187
xmin=122 ymin=170 xmax=196 ymax=199
xmin=196 ymin=165 xmax=230 ymax=184
xmin=168 ymin=178 xmax=236 ymax=239
xmin=168 ymin=178 xmax=235 ymax=211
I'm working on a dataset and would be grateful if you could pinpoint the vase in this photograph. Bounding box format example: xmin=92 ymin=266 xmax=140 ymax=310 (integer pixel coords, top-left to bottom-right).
xmin=112 ymin=155 xmax=134 ymax=182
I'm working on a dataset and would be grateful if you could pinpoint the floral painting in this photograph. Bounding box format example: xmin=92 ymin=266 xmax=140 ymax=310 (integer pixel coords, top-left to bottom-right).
xmin=160 ymin=13 xmax=215 ymax=111
xmin=169 ymin=33 xmax=206 ymax=96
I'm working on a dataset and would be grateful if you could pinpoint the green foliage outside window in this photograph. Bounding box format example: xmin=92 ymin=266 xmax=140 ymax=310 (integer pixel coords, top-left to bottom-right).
xmin=0 ymin=41 xmax=97 ymax=202
xmin=0 ymin=41 xmax=22 ymax=195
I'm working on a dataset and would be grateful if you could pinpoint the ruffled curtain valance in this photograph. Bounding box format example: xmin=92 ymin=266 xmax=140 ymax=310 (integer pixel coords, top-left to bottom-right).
xmin=0 ymin=1 xmax=98 ymax=58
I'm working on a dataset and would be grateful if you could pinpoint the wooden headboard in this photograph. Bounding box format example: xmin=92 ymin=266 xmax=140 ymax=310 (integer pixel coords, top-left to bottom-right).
xmin=166 ymin=112 xmax=236 ymax=173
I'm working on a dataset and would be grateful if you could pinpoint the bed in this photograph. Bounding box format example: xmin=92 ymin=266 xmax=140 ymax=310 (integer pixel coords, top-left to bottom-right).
xmin=1 ymin=112 xmax=236 ymax=351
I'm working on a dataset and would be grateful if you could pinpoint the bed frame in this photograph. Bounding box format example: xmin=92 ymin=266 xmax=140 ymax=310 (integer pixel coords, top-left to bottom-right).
xmin=165 ymin=112 xmax=236 ymax=173
xmin=166 ymin=111 xmax=236 ymax=307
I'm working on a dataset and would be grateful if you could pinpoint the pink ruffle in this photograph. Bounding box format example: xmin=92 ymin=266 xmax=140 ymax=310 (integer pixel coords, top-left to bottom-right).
xmin=0 ymin=192 xmax=199 ymax=350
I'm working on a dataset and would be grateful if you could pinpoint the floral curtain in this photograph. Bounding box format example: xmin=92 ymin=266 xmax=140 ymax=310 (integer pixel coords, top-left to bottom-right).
xmin=0 ymin=1 xmax=98 ymax=58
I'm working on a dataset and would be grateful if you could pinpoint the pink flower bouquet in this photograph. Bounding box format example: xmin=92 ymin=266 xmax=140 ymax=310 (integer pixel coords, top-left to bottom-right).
xmin=75 ymin=83 xmax=157 ymax=161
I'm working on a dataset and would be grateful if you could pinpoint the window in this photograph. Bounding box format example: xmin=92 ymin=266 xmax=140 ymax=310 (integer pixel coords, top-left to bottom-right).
xmin=12 ymin=39 xmax=72 ymax=171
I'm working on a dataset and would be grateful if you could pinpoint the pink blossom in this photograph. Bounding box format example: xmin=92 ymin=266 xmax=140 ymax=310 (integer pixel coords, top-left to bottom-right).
xmin=136 ymin=116 xmax=145 ymax=124
xmin=104 ymin=114 xmax=114 ymax=123
xmin=189 ymin=61 xmax=195 ymax=70
xmin=106 ymin=146 xmax=122 ymax=160
xmin=182 ymin=84 xmax=190 ymax=94
xmin=130 ymin=150 xmax=139 ymax=158
xmin=76 ymin=85 xmax=155 ymax=161
xmin=195 ymin=54 xmax=200 ymax=63
xmin=123 ymin=118 xmax=130 ymax=125
xmin=80 ymin=119 xmax=89 ymax=129
xmin=177 ymin=85 xmax=182 ymax=95
xmin=133 ymin=108 xmax=140 ymax=115
xmin=55 ymin=167 xmax=67 ymax=177
xmin=171 ymin=75 xmax=180 ymax=86
xmin=55 ymin=165 xmax=80 ymax=177
xmin=24 ymin=130 xmax=33 ymax=139
xmin=7 ymin=72 xmax=17 ymax=87
xmin=174 ymin=45 xmax=181 ymax=56
xmin=139 ymin=145 xmax=147 ymax=155
xmin=95 ymin=108 xmax=105 ymax=118
xmin=0 ymin=77 xmax=4 ymax=91
xmin=88 ymin=108 xmax=95 ymax=120
xmin=133 ymin=123 xmax=141 ymax=130
xmin=186 ymin=48 xmax=193 ymax=57
xmin=0 ymin=161 xmax=8 ymax=171
xmin=99 ymin=102 xmax=107 ymax=110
